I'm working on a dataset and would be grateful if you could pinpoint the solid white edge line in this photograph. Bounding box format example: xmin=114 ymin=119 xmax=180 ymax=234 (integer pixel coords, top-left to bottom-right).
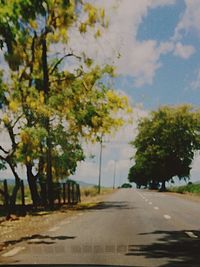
xmin=185 ymin=231 xmax=198 ymax=238
xmin=163 ymin=214 xmax=171 ymax=220
xmin=48 ymin=226 xmax=60 ymax=232
xmin=2 ymin=246 xmax=25 ymax=257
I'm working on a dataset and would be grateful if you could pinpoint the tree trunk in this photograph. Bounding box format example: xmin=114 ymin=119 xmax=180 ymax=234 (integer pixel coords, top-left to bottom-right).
xmin=151 ymin=180 xmax=158 ymax=190
xmin=26 ymin=163 xmax=41 ymax=206
xmin=161 ymin=181 xmax=166 ymax=192
xmin=42 ymin=36 xmax=53 ymax=208
xmin=8 ymin=160 xmax=21 ymax=210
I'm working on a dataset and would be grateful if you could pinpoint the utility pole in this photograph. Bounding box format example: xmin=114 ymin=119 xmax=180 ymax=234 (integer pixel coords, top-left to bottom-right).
xmin=98 ymin=138 xmax=103 ymax=194
xmin=113 ymin=160 xmax=116 ymax=189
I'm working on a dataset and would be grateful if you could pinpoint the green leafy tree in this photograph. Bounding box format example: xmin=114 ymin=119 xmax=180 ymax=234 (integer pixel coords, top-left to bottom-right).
xmin=129 ymin=105 xmax=200 ymax=191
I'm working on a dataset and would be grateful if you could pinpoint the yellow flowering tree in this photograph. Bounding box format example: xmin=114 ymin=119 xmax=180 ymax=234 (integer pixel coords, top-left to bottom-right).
xmin=0 ymin=0 xmax=132 ymax=207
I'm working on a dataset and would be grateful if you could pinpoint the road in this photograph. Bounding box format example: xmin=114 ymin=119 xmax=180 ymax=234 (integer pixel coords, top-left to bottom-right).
xmin=1 ymin=188 xmax=200 ymax=266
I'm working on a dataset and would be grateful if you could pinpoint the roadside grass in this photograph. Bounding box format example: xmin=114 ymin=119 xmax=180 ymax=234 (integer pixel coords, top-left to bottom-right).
xmin=169 ymin=183 xmax=200 ymax=196
xmin=66 ymin=187 xmax=116 ymax=211
xmin=81 ymin=186 xmax=113 ymax=198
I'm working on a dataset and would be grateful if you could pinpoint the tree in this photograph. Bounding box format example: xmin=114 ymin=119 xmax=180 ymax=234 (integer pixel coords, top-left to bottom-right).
xmin=0 ymin=1 xmax=131 ymax=207
xmin=129 ymin=105 xmax=200 ymax=191
xmin=128 ymin=164 xmax=148 ymax=188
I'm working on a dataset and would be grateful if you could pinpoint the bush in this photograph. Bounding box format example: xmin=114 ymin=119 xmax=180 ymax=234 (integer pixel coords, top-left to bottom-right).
xmin=121 ymin=183 xmax=132 ymax=188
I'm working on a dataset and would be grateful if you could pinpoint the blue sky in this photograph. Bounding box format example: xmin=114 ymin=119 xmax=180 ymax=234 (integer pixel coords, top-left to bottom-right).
xmin=1 ymin=0 xmax=200 ymax=187
xmin=113 ymin=0 xmax=200 ymax=110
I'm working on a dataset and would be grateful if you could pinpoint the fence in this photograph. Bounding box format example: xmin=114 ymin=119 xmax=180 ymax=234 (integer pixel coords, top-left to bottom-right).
xmin=0 ymin=179 xmax=81 ymax=213
xmin=37 ymin=181 xmax=81 ymax=206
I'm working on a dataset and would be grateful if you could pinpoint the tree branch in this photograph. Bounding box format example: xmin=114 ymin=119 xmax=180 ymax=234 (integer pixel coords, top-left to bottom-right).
xmin=4 ymin=121 xmax=17 ymax=151
xmin=29 ymin=31 xmax=37 ymax=87
xmin=11 ymin=113 xmax=24 ymax=129
xmin=49 ymin=53 xmax=81 ymax=75
xmin=0 ymin=146 xmax=9 ymax=154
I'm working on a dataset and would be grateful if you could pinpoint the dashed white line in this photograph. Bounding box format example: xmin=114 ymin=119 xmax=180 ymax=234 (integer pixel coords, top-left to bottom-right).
xmin=163 ymin=214 xmax=171 ymax=220
xmin=148 ymin=202 xmax=152 ymax=205
xmin=2 ymin=246 xmax=25 ymax=257
xmin=185 ymin=231 xmax=198 ymax=238
xmin=137 ymin=191 xmax=145 ymax=199
xmin=154 ymin=206 xmax=159 ymax=210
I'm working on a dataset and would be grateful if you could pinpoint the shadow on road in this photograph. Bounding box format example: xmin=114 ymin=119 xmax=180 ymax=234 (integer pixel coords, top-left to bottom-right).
xmin=3 ymin=234 xmax=76 ymax=247
xmin=126 ymin=229 xmax=200 ymax=267
xmin=76 ymin=201 xmax=135 ymax=212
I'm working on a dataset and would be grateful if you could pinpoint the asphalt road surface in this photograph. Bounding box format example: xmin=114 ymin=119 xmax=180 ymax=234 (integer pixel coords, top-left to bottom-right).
xmin=1 ymin=188 xmax=200 ymax=267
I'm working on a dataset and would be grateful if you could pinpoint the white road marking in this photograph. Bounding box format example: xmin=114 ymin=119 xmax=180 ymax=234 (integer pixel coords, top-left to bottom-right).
xmin=185 ymin=231 xmax=198 ymax=238
xmin=48 ymin=226 xmax=60 ymax=232
xmin=163 ymin=214 xmax=171 ymax=220
xmin=137 ymin=191 xmax=145 ymax=199
xmin=154 ymin=206 xmax=159 ymax=210
xmin=2 ymin=246 xmax=25 ymax=257
xmin=148 ymin=202 xmax=152 ymax=205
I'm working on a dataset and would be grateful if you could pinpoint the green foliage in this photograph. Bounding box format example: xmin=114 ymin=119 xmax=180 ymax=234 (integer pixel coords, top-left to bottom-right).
xmin=170 ymin=183 xmax=200 ymax=195
xmin=129 ymin=105 xmax=200 ymax=187
xmin=128 ymin=164 xmax=147 ymax=187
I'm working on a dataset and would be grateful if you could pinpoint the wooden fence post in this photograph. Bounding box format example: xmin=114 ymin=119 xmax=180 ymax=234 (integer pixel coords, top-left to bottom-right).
xmin=57 ymin=183 xmax=61 ymax=205
xmin=67 ymin=182 xmax=71 ymax=204
xmin=63 ymin=183 xmax=66 ymax=204
xmin=75 ymin=184 xmax=78 ymax=204
xmin=72 ymin=182 xmax=75 ymax=204
xmin=20 ymin=180 xmax=25 ymax=207
xmin=77 ymin=184 xmax=81 ymax=203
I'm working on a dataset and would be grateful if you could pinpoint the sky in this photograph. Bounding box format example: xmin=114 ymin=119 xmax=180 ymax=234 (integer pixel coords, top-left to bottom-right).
xmin=1 ymin=0 xmax=200 ymax=187
xmin=70 ymin=0 xmax=200 ymax=187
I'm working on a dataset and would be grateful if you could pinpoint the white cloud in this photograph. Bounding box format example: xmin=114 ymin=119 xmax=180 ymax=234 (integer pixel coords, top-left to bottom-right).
xmin=174 ymin=0 xmax=200 ymax=40
xmin=117 ymin=40 xmax=161 ymax=86
xmin=190 ymin=69 xmax=200 ymax=90
xmin=64 ymin=0 xmax=182 ymax=87
xmin=158 ymin=41 xmax=174 ymax=54
xmin=174 ymin=42 xmax=195 ymax=59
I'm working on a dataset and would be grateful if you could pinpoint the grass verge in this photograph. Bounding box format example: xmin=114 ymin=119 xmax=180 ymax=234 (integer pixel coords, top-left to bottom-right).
xmin=169 ymin=183 xmax=200 ymax=196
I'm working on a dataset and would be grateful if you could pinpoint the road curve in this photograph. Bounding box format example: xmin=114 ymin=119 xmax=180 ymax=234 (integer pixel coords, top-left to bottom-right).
xmin=1 ymin=189 xmax=200 ymax=267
